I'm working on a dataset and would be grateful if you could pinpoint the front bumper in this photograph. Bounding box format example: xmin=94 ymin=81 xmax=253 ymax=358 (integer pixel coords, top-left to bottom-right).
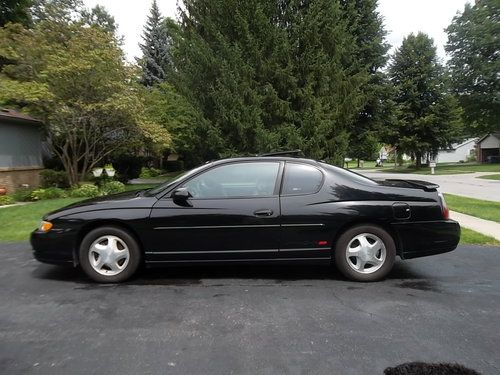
xmin=392 ymin=220 xmax=461 ymax=259
xmin=30 ymin=228 xmax=76 ymax=265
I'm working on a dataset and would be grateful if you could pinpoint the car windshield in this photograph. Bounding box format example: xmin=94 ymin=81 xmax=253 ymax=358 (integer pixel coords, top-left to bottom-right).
xmin=144 ymin=163 xmax=209 ymax=197
xmin=319 ymin=162 xmax=378 ymax=186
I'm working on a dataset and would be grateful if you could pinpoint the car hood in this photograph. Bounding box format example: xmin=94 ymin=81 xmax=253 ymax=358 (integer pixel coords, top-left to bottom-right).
xmin=44 ymin=189 xmax=157 ymax=220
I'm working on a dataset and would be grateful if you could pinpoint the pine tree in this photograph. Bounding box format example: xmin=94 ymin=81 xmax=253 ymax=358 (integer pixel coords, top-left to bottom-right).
xmin=389 ymin=33 xmax=462 ymax=168
xmin=341 ymin=0 xmax=392 ymax=166
xmin=0 ymin=0 xmax=32 ymax=26
xmin=168 ymin=0 xmax=368 ymax=164
xmin=139 ymin=0 xmax=171 ymax=86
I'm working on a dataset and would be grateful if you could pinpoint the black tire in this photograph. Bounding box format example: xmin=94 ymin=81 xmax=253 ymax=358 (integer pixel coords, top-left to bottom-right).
xmin=79 ymin=226 xmax=141 ymax=283
xmin=334 ymin=224 xmax=396 ymax=282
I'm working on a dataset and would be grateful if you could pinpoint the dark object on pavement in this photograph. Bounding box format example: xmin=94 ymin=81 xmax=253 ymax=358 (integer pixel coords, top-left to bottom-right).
xmin=384 ymin=362 xmax=481 ymax=375
xmin=31 ymin=156 xmax=460 ymax=283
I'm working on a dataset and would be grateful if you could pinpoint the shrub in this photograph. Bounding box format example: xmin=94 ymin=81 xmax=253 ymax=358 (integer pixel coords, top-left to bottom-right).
xmin=11 ymin=188 xmax=35 ymax=202
xmin=139 ymin=167 xmax=162 ymax=178
xmin=40 ymin=169 xmax=70 ymax=188
xmin=30 ymin=187 xmax=67 ymax=200
xmin=166 ymin=160 xmax=184 ymax=172
xmin=111 ymin=155 xmax=150 ymax=182
xmin=100 ymin=181 xmax=126 ymax=195
xmin=0 ymin=195 xmax=15 ymax=206
xmin=70 ymin=184 xmax=99 ymax=198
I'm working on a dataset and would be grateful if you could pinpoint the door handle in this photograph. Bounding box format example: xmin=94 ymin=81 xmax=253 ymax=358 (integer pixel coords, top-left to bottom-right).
xmin=253 ymin=209 xmax=274 ymax=217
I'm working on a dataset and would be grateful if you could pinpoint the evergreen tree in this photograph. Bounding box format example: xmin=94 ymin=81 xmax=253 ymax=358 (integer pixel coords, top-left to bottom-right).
xmin=341 ymin=0 xmax=392 ymax=166
xmin=0 ymin=0 xmax=32 ymax=26
xmin=81 ymin=5 xmax=117 ymax=34
xmin=446 ymin=0 xmax=500 ymax=134
xmin=289 ymin=0 xmax=367 ymax=164
xmin=168 ymin=0 xmax=369 ymax=164
xmin=139 ymin=0 xmax=171 ymax=86
xmin=389 ymin=33 xmax=462 ymax=168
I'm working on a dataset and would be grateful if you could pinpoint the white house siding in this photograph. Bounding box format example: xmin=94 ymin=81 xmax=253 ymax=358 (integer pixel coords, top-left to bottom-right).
xmin=436 ymin=139 xmax=477 ymax=163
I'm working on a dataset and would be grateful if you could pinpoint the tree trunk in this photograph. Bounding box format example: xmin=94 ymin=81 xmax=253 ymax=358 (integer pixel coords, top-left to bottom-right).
xmin=415 ymin=151 xmax=422 ymax=169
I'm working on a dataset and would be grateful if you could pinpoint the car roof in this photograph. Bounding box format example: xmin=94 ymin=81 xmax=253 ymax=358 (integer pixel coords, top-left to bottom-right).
xmin=208 ymin=156 xmax=321 ymax=166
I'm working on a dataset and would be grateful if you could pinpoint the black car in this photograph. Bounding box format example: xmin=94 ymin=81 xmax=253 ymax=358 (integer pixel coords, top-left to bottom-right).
xmin=31 ymin=156 xmax=460 ymax=283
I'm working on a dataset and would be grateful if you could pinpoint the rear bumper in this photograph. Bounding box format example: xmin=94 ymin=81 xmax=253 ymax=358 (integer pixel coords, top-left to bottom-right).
xmin=30 ymin=229 xmax=76 ymax=265
xmin=392 ymin=220 xmax=460 ymax=259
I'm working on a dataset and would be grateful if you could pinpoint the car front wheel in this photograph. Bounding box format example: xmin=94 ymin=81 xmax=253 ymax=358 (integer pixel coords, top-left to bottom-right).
xmin=79 ymin=226 xmax=141 ymax=283
xmin=334 ymin=224 xmax=396 ymax=282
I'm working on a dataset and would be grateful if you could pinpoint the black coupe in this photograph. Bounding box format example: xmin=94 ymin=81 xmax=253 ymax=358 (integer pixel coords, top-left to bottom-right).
xmin=31 ymin=156 xmax=460 ymax=283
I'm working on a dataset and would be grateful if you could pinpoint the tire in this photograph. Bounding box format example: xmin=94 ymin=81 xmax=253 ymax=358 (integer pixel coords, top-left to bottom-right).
xmin=79 ymin=226 xmax=141 ymax=283
xmin=334 ymin=224 xmax=396 ymax=282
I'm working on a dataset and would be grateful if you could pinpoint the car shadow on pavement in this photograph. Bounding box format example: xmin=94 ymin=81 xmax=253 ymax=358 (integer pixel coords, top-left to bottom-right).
xmin=31 ymin=259 xmax=427 ymax=286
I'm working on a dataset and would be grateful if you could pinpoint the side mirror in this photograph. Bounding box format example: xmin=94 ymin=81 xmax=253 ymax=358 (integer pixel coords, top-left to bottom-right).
xmin=171 ymin=187 xmax=192 ymax=206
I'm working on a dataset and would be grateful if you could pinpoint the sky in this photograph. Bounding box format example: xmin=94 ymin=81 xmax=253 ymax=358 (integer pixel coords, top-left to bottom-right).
xmin=82 ymin=0 xmax=471 ymax=63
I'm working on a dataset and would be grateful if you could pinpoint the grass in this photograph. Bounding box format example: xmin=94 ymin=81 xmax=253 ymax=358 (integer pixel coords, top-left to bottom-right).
xmin=445 ymin=194 xmax=500 ymax=223
xmin=0 ymin=183 xmax=163 ymax=242
xmin=460 ymin=227 xmax=500 ymax=246
xmin=477 ymin=173 xmax=500 ymax=180
xmin=0 ymin=198 xmax=83 ymax=242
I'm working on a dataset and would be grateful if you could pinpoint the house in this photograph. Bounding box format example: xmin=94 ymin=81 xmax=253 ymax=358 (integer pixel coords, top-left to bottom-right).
xmin=0 ymin=108 xmax=44 ymax=193
xmin=435 ymin=138 xmax=478 ymax=164
xmin=477 ymin=133 xmax=500 ymax=163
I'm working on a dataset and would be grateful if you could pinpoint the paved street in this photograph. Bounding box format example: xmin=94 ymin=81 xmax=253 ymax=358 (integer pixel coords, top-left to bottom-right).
xmin=1 ymin=243 xmax=499 ymax=375
xmin=359 ymin=170 xmax=500 ymax=202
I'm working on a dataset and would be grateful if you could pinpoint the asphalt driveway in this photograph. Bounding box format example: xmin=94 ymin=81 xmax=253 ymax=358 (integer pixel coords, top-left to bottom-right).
xmin=1 ymin=243 xmax=499 ymax=375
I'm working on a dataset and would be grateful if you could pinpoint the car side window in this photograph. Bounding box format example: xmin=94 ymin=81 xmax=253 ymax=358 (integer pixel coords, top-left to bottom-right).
xmin=182 ymin=162 xmax=280 ymax=199
xmin=282 ymin=163 xmax=323 ymax=195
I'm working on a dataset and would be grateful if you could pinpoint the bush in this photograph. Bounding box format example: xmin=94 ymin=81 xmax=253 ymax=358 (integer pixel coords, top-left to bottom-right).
xmin=0 ymin=195 xmax=15 ymax=206
xmin=11 ymin=188 xmax=35 ymax=202
xmin=30 ymin=187 xmax=67 ymax=201
xmin=111 ymin=154 xmax=151 ymax=182
xmin=40 ymin=169 xmax=70 ymax=188
xmin=100 ymin=181 xmax=126 ymax=195
xmin=70 ymin=184 xmax=99 ymax=198
xmin=166 ymin=160 xmax=184 ymax=172
xmin=139 ymin=167 xmax=162 ymax=178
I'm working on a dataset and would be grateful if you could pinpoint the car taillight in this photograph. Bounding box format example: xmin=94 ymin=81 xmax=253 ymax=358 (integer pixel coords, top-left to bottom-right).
xmin=438 ymin=192 xmax=449 ymax=220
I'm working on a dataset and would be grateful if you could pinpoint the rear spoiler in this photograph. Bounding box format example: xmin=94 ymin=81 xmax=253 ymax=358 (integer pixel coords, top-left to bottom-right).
xmin=384 ymin=179 xmax=439 ymax=192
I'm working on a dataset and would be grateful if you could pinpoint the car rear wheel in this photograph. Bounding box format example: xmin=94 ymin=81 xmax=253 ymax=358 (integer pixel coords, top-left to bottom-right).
xmin=334 ymin=224 xmax=396 ymax=282
xmin=79 ymin=226 xmax=141 ymax=283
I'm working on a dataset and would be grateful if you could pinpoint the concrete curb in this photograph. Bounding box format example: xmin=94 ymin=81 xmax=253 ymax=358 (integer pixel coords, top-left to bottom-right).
xmin=450 ymin=210 xmax=500 ymax=241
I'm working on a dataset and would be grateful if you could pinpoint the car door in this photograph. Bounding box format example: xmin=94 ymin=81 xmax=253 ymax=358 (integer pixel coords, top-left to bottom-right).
xmin=147 ymin=161 xmax=283 ymax=262
xmin=279 ymin=162 xmax=332 ymax=260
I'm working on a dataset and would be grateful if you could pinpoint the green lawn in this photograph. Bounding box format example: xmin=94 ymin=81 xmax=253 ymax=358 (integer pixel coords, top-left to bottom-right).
xmin=0 ymin=198 xmax=83 ymax=242
xmin=477 ymin=173 xmax=500 ymax=180
xmin=445 ymin=194 xmax=500 ymax=223
xmin=460 ymin=227 xmax=500 ymax=246
xmin=0 ymin=183 xmax=162 ymax=242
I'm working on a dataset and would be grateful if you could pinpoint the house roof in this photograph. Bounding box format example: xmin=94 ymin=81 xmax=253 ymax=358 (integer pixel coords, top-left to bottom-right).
xmin=448 ymin=138 xmax=478 ymax=150
xmin=0 ymin=108 xmax=43 ymax=125
xmin=477 ymin=133 xmax=500 ymax=144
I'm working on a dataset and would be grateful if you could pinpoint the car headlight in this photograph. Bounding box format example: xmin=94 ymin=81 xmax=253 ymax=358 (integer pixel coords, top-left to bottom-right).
xmin=39 ymin=221 xmax=53 ymax=232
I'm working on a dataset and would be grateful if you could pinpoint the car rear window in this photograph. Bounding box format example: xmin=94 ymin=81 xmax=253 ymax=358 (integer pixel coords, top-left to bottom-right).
xmin=282 ymin=163 xmax=323 ymax=195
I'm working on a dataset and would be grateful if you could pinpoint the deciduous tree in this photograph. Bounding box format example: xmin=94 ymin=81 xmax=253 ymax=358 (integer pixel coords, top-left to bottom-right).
xmin=0 ymin=6 xmax=169 ymax=185
xmin=446 ymin=0 xmax=500 ymax=134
